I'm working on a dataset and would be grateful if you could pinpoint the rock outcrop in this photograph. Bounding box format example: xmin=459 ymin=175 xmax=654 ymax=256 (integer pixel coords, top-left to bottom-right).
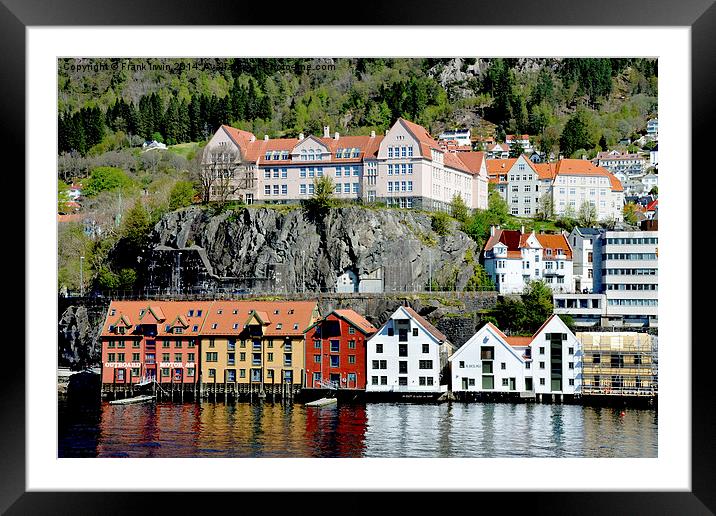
xmin=139 ymin=205 xmax=482 ymax=295
xmin=58 ymin=305 xmax=103 ymax=369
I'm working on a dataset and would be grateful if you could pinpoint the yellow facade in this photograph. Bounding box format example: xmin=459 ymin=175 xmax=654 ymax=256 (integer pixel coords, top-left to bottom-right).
xmin=578 ymin=332 xmax=656 ymax=395
xmin=200 ymin=334 xmax=305 ymax=388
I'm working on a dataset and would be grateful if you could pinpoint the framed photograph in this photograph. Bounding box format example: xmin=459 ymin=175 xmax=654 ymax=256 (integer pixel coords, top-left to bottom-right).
xmin=10 ymin=1 xmax=710 ymax=513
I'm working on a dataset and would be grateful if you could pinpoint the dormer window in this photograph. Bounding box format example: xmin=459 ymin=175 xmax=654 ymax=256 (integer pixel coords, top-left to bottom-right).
xmin=174 ymin=327 xmax=183 ymax=334
xmin=233 ymin=310 xmax=238 ymax=315
xmin=212 ymin=323 xmax=218 ymax=329
xmin=192 ymin=325 xmax=198 ymax=332
xmin=293 ymin=323 xmax=299 ymax=330
xmin=233 ymin=323 xmax=239 ymax=329
xmin=196 ymin=310 xmax=202 ymax=317
xmin=217 ymin=309 xmax=223 ymax=314
xmin=110 ymin=309 xmax=116 ymax=316
xmin=165 ymin=325 xmax=170 ymax=332
xmin=276 ymin=323 xmax=283 ymax=330
xmin=109 ymin=325 xmax=115 ymax=333
xmin=288 ymin=309 xmax=294 ymax=315
xmin=119 ymin=327 xmax=126 ymax=335
xmin=188 ymin=310 xmax=194 ymax=317
xmin=139 ymin=309 xmax=145 ymax=317
xmin=274 ymin=309 xmax=279 ymax=315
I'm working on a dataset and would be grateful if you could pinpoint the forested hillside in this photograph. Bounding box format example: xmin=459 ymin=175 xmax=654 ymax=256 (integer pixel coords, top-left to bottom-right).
xmin=58 ymin=57 xmax=657 ymax=157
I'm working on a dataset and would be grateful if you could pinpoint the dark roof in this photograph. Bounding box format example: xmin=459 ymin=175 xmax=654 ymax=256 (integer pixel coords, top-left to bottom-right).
xmin=402 ymin=306 xmax=448 ymax=343
xmin=575 ymin=227 xmax=602 ymax=236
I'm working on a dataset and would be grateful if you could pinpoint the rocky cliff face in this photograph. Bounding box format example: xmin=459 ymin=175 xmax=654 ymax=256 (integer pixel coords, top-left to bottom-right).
xmin=139 ymin=205 xmax=481 ymax=295
xmin=58 ymin=304 xmax=104 ymax=369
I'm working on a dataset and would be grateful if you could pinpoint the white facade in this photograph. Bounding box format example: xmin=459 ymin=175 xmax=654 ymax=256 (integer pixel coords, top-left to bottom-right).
xmin=483 ymin=227 xmax=574 ymax=294
xmin=365 ymin=306 xmax=453 ymax=393
xmin=528 ymin=315 xmax=582 ymax=395
xmin=568 ymin=227 xmax=601 ymax=293
xmin=504 ymin=156 xmax=543 ymax=217
xmin=449 ymin=323 xmax=528 ymax=393
xmin=437 ymin=128 xmax=471 ymax=147
xmin=551 ymin=172 xmax=622 ymax=222
xmin=555 ymin=230 xmax=658 ymax=328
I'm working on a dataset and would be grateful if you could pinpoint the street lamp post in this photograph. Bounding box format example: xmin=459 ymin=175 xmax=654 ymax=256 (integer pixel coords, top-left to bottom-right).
xmin=80 ymin=255 xmax=84 ymax=297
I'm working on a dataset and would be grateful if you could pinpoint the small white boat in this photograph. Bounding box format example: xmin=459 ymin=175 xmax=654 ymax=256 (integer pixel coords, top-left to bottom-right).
xmin=109 ymin=395 xmax=155 ymax=405
xmin=306 ymin=397 xmax=337 ymax=407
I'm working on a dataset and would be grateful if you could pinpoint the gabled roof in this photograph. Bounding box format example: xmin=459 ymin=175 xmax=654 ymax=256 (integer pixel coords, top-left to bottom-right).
xmin=101 ymin=301 xmax=212 ymax=338
xmin=486 ymin=158 xmax=517 ymax=175
xmin=449 ymin=322 xmax=527 ymax=363
xmin=401 ymin=306 xmax=448 ymax=343
xmin=333 ymin=309 xmax=378 ymax=334
xmin=454 ymin=151 xmax=487 ymax=176
xmin=397 ymin=117 xmax=442 ymax=160
xmin=306 ymin=309 xmax=378 ymax=335
xmin=535 ymin=233 xmax=572 ymax=260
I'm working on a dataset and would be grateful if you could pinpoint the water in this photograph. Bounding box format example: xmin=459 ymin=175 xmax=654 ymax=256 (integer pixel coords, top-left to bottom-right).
xmin=58 ymin=400 xmax=657 ymax=458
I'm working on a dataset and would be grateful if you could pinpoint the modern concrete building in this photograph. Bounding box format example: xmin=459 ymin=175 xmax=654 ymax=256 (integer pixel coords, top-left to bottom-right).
xmin=554 ymin=229 xmax=658 ymax=327
xmin=437 ymin=128 xmax=471 ymax=147
xmin=366 ymin=306 xmax=454 ymax=395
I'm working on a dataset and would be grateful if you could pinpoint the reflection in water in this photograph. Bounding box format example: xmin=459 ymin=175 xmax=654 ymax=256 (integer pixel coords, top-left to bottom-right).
xmin=59 ymin=401 xmax=657 ymax=458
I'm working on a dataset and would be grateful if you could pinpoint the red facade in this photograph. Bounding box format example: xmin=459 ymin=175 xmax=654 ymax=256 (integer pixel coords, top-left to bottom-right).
xmin=304 ymin=311 xmax=376 ymax=390
xmin=100 ymin=301 xmax=211 ymax=388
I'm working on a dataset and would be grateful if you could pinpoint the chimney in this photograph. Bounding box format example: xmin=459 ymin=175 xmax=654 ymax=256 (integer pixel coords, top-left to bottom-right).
xmin=323 ymin=126 xmax=330 ymax=138
xmin=299 ymin=132 xmax=304 ymax=140
xmin=334 ymin=131 xmax=340 ymax=140
xmin=521 ymin=225 xmax=525 ymax=234
xmin=370 ymin=130 xmax=376 ymax=138
xmin=385 ymin=129 xmax=388 ymax=136
xmin=249 ymin=135 xmax=256 ymax=142
xmin=264 ymin=135 xmax=269 ymax=141
xmin=490 ymin=225 xmax=495 ymax=236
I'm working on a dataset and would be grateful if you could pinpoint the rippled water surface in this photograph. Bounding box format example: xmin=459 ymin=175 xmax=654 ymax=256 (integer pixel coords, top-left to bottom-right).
xmin=59 ymin=401 xmax=657 ymax=458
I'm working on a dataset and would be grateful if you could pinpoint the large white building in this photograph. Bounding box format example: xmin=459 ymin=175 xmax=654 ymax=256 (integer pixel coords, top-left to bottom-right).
xmin=366 ymin=306 xmax=454 ymax=394
xmin=449 ymin=322 xmax=529 ymax=394
xmin=449 ymin=315 xmax=582 ymax=399
xmin=483 ymin=227 xmax=574 ymax=294
xmin=486 ymin=157 xmax=624 ymax=222
xmin=595 ymin=150 xmax=646 ymax=177
xmin=554 ymin=229 xmax=658 ymax=327
xmin=437 ymin=128 xmax=471 ymax=147
xmin=202 ymin=118 xmax=489 ymax=211
xmin=549 ymin=159 xmax=624 ymax=222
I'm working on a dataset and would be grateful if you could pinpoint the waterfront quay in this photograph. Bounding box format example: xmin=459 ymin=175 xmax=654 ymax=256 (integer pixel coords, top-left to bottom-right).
xmin=97 ymin=299 xmax=657 ymax=406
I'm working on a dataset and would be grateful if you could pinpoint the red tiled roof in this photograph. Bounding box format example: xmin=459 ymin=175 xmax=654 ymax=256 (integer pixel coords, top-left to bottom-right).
xmin=101 ymin=301 xmax=212 ymax=338
xmin=398 ymin=117 xmax=442 ymax=160
xmin=333 ymin=309 xmax=378 ymax=334
xmin=455 ymin=151 xmax=486 ymax=176
xmin=202 ymin=300 xmax=318 ymax=336
xmin=402 ymin=306 xmax=448 ymax=342
xmin=535 ymin=233 xmax=572 ymax=260
xmin=486 ymin=158 xmax=517 ymax=176
xmin=505 ymin=336 xmax=533 ymax=347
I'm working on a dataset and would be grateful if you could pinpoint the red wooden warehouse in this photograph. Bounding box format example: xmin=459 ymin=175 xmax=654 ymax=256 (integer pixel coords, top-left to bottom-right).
xmin=100 ymin=301 xmax=212 ymax=398
xmin=304 ymin=309 xmax=377 ymax=390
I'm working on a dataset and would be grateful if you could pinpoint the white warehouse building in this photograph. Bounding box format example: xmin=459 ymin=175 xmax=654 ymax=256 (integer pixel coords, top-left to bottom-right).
xmin=366 ymin=306 xmax=454 ymax=395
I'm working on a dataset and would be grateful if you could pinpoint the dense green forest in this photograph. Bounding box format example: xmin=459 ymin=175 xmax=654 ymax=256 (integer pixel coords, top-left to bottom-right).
xmin=58 ymin=57 xmax=657 ymax=157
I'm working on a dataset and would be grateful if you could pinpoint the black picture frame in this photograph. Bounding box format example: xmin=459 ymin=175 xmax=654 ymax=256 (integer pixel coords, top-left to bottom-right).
xmin=7 ymin=1 xmax=710 ymax=513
